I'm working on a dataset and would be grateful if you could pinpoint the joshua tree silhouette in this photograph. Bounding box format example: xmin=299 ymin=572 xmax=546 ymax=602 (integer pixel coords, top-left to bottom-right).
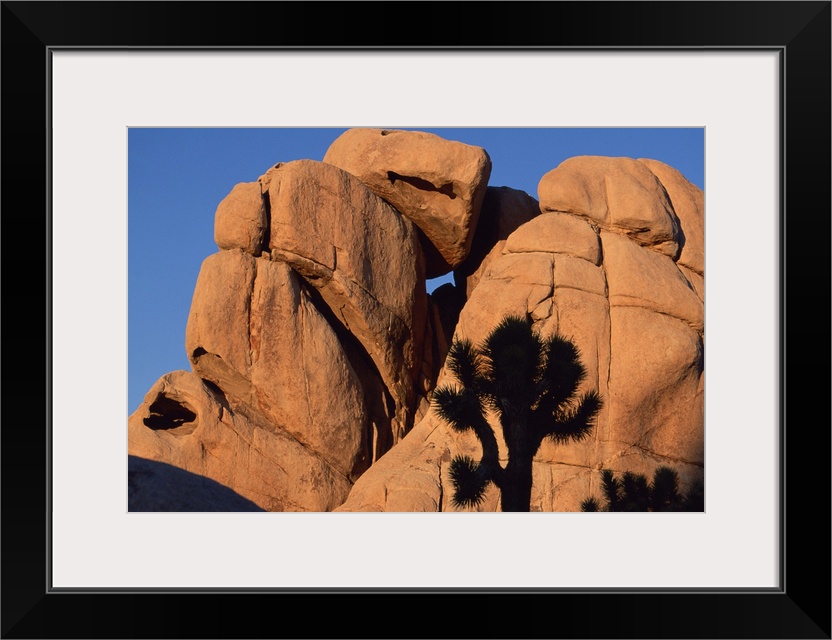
xmin=432 ymin=315 xmax=602 ymax=512
xmin=581 ymin=466 xmax=704 ymax=512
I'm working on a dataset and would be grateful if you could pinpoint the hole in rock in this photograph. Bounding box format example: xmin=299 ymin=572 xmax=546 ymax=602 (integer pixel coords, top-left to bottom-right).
xmin=387 ymin=172 xmax=456 ymax=199
xmin=143 ymin=394 xmax=198 ymax=435
xmin=426 ymin=273 xmax=454 ymax=294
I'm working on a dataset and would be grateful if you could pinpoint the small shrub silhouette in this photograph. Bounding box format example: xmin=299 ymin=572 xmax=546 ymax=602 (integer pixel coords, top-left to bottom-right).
xmin=581 ymin=466 xmax=704 ymax=512
xmin=432 ymin=315 xmax=602 ymax=512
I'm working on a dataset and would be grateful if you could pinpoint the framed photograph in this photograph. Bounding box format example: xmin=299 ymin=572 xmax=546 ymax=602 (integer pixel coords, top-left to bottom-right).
xmin=3 ymin=2 xmax=829 ymax=638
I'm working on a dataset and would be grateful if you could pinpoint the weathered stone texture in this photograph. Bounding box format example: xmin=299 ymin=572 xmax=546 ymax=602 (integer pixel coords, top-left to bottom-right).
xmin=638 ymin=158 xmax=705 ymax=274
xmin=454 ymin=186 xmax=541 ymax=297
xmin=324 ymin=128 xmax=492 ymax=277
xmin=266 ymin=159 xmax=428 ymax=441
xmin=128 ymin=371 xmax=354 ymax=511
xmin=185 ymin=253 xmax=371 ymax=481
xmin=214 ymin=182 xmax=267 ymax=254
xmin=538 ymin=155 xmax=682 ymax=258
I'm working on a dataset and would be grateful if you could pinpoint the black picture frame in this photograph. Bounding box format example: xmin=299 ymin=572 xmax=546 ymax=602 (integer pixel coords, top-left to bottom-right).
xmin=2 ymin=2 xmax=829 ymax=638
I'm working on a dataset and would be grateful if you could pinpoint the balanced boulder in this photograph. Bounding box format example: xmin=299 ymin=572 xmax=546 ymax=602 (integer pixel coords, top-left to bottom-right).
xmin=324 ymin=128 xmax=492 ymax=277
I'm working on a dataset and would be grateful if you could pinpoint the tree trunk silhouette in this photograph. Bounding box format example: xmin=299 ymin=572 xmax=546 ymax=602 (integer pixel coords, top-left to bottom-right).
xmin=501 ymin=456 xmax=533 ymax=512
xmin=433 ymin=315 xmax=602 ymax=512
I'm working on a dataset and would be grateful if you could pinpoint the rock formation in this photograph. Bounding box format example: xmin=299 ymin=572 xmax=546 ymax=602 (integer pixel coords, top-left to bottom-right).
xmin=324 ymin=128 xmax=492 ymax=278
xmin=336 ymin=156 xmax=704 ymax=511
xmin=129 ymin=131 xmax=704 ymax=513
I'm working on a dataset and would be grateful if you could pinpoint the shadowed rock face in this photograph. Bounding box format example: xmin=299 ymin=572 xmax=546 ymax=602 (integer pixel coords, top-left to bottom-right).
xmin=454 ymin=185 xmax=542 ymax=298
xmin=130 ymin=133 xmax=703 ymax=513
xmin=128 ymin=455 xmax=265 ymax=512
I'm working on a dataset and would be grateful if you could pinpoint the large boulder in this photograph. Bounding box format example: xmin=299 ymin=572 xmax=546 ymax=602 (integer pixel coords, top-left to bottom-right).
xmin=323 ymin=128 xmax=492 ymax=277
xmin=264 ymin=159 xmax=429 ymax=441
xmin=337 ymin=159 xmax=704 ymax=512
xmin=185 ymin=254 xmax=373 ymax=478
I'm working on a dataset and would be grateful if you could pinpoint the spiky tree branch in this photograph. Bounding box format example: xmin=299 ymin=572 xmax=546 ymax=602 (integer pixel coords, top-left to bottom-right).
xmin=582 ymin=466 xmax=704 ymax=512
xmin=433 ymin=315 xmax=603 ymax=512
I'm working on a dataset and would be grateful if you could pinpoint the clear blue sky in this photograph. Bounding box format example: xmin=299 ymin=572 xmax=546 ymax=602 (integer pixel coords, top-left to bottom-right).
xmin=128 ymin=127 xmax=704 ymax=413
